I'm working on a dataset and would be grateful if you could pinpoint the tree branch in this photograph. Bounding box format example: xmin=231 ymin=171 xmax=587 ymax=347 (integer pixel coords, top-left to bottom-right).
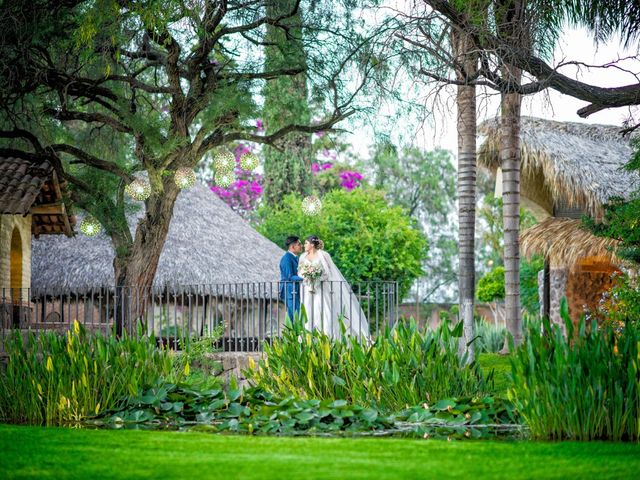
xmin=424 ymin=0 xmax=640 ymax=117
xmin=45 ymin=108 xmax=132 ymax=134
xmin=50 ymin=144 xmax=133 ymax=182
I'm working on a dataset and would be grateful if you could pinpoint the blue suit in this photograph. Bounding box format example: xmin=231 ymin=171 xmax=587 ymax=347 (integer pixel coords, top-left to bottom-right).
xmin=279 ymin=252 xmax=303 ymax=322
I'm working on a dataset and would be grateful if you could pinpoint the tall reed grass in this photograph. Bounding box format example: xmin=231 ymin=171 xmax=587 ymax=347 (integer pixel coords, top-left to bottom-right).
xmin=247 ymin=315 xmax=492 ymax=411
xmin=509 ymin=300 xmax=640 ymax=441
xmin=0 ymin=321 xmax=174 ymax=425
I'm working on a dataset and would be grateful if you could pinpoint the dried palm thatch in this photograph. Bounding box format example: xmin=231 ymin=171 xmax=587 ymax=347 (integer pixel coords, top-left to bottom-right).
xmin=520 ymin=218 xmax=619 ymax=269
xmin=479 ymin=117 xmax=639 ymax=217
xmin=31 ymin=183 xmax=285 ymax=294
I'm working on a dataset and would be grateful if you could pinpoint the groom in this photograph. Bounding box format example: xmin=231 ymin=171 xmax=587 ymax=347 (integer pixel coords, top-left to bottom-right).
xmin=279 ymin=236 xmax=303 ymax=321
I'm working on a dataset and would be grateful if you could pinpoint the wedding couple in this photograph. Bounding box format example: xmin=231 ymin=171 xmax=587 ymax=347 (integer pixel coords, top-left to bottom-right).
xmin=278 ymin=235 xmax=369 ymax=340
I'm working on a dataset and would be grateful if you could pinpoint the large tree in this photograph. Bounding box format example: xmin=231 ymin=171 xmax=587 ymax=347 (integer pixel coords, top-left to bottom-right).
xmin=0 ymin=0 xmax=373 ymax=333
xmin=261 ymin=0 xmax=312 ymax=205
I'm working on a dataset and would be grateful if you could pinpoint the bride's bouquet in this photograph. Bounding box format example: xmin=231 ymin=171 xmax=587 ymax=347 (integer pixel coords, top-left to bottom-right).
xmin=299 ymin=262 xmax=324 ymax=293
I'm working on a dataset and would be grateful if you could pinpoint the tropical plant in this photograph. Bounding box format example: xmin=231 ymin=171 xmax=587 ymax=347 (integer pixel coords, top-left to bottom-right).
xmin=96 ymin=382 xmax=517 ymax=439
xmin=0 ymin=322 xmax=174 ymax=426
xmin=473 ymin=320 xmax=507 ymax=354
xmin=256 ymin=188 xmax=427 ymax=299
xmin=246 ymin=314 xmax=492 ymax=411
xmin=509 ymin=299 xmax=640 ymax=441
xmin=453 ymin=26 xmax=479 ymax=361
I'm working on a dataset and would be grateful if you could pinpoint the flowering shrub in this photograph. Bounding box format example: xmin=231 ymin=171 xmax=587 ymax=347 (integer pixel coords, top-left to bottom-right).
xmin=339 ymin=171 xmax=363 ymax=191
xmin=312 ymin=161 xmax=364 ymax=194
xmin=311 ymin=162 xmax=333 ymax=173
xmin=210 ymin=143 xmax=263 ymax=217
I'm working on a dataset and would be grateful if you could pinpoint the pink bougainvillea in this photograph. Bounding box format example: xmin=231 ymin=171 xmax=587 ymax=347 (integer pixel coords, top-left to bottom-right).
xmin=210 ymin=143 xmax=263 ymax=216
xmin=339 ymin=171 xmax=363 ymax=191
xmin=311 ymin=162 xmax=333 ymax=174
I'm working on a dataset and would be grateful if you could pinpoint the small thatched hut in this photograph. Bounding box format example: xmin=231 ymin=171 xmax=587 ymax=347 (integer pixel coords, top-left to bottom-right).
xmin=31 ymin=183 xmax=285 ymax=341
xmin=479 ymin=117 xmax=639 ymax=328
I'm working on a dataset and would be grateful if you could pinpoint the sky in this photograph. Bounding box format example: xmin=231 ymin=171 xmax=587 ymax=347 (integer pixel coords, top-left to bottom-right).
xmin=344 ymin=25 xmax=640 ymax=158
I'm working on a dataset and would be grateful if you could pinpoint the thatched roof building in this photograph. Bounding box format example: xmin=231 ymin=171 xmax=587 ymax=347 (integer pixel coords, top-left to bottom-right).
xmin=31 ymin=183 xmax=284 ymax=293
xmin=479 ymin=116 xmax=639 ymax=269
xmin=479 ymin=116 xmax=638 ymax=220
xmin=479 ymin=117 xmax=638 ymax=328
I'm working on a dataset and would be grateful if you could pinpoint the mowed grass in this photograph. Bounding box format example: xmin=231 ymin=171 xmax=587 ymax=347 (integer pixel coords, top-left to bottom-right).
xmin=2 ymin=424 xmax=640 ymax=480
xmin=478 ymin=353 xmax=513 ymax=395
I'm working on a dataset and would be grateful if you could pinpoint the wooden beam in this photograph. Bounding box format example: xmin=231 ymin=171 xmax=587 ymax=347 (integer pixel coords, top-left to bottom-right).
xmin=31 ymin=203 xmax=64 ymax=215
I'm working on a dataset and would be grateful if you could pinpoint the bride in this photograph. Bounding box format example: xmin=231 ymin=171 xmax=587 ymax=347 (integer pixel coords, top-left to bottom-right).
xmin=297 ymin=235 xmax=369 ymax=340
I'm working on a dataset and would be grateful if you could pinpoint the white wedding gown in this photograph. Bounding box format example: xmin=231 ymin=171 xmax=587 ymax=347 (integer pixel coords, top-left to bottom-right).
xmin=298 ymin=250 xmax=370 ymax=341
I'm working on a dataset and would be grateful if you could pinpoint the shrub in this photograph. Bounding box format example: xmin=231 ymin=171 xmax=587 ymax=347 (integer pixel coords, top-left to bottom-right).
xmin=477 ymin=267 xmax=505 ymax=303
xmin=255 ymin=188 xmax=427 ymax=299
xmin=246 ymin=314 xmax=492 ymax=411
xmin=474 ymin=320 xmax=507 ymax=354
xmin=509 ymin=299 xmax=640 ymax=441
xmin=589 ymin=273 xmax=640 ymax=330
xmin=0 ymin=321 xmax=174 ymax=426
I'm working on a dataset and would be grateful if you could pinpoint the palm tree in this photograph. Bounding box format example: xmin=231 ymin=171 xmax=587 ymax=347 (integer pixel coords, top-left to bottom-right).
xmin=494 ymin=0 xmax=527 ymax=349
xmin=453 ymin=28 xmax=478 ymax=361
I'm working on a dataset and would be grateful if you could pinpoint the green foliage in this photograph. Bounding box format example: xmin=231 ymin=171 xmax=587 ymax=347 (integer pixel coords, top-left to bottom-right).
xmin=477 ymin=193 xmax=538 ymax=269
xmin=589 ymin=273 xmax=640 ymax=330
xmin=370 ymin=142 xmax=458 ymax=301
xmin=262 ymin=1 xmax=312 ymax=205
xmin=474 ymin=320 xmax=507 ymax=354
xmin=246 ymin=315 xmax=492 ymax=411
xmin=170 ymin=324 xmax=226 ymax=390
xmin=509 ymin=299 xmax=640 ymax=441
xmin=586 ymin=142 xmax=640 ymax=265
xmin=476 ymin=266 xmax=505 ymax=302
xmin=256 ymin=188 xmax=427 ymax=298
xmin=520 ymin=255 xmax=544 ymax=315
xmin=0 ymin=322 xmax=175 ymax=426
xmin=93 ymin=382 xmax=516 ymax=438
xmin=477 ymin=256 xmax=543 ymax=316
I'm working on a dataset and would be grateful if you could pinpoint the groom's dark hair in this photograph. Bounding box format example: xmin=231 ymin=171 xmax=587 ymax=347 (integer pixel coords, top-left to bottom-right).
xmin=285 ymin=236 xmax=300 ymax=249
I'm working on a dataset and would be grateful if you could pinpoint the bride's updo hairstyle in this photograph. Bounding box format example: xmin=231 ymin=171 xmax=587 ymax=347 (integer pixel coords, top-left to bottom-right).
xmin=306 ymin=235 xmax=324 ymax=250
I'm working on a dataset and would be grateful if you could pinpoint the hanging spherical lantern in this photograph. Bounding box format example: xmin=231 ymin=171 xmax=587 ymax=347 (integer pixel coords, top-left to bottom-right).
xmin=302 ymin=196 xmax=322 ymax=216
xmin=80 ymin=216 xmax=101 ymax=236
xmin=215 ymin=172 xmax=235 ymax=188
xmin=174 ymin=167 xmax=197 ymax=189
xmin=125 ymin=178 xmax=151 ymax=201
xmin=239 ymin=152 xmax=259 ymax=171
xmin=214 ymin=151 xmax=236 ymax=174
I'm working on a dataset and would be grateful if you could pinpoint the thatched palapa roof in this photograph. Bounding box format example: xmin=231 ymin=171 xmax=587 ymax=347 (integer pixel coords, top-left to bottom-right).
xmin=520 ymin=218 xmax=620 ymax=269
xmin=479 ymin=117 xmax=639 ymax=218
xmin=31 ymin=183 xmax=284 ymax=293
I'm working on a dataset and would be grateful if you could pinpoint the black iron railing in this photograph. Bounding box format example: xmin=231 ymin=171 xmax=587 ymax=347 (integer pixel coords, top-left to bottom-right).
xmin=0 ymin=281 xmax=399 ymax=351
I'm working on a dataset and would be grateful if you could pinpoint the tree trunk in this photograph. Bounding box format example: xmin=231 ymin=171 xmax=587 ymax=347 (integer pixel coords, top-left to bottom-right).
xmin=500 ymin=68 xmax=523 ymax=349
xmin=262 ymin=0 xmax=312 ymax=206
xmin=454 ymin=30 xmax=477 ymax=362
xmin=112 ymin=177 xmax=181 ymax=336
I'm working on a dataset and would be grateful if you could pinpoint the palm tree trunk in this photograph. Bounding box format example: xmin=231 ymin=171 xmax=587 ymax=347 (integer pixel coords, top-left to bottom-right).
xmin=454 ymin=30 xmax=477 ymax=362
xmin=500 ymin=65 xmax=523 ymax=349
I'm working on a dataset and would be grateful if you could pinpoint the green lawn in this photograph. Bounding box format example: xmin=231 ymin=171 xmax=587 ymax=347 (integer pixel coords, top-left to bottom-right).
xmin=2 ymin=424 xmax=639 ymax=479
xmin=478 ymin=353 xmax=513 ymax=395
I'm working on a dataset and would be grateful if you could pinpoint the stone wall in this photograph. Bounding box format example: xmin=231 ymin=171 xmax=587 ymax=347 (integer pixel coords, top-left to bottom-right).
xmin=0 ymin=214 xmax=32 ymax=293
xmin=205 ymin=352 xmax=263 ymax=389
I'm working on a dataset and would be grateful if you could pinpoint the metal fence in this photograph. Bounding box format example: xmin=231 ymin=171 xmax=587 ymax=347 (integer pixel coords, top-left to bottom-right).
xmin=0 ymin=281 xmax=399 ymax=351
